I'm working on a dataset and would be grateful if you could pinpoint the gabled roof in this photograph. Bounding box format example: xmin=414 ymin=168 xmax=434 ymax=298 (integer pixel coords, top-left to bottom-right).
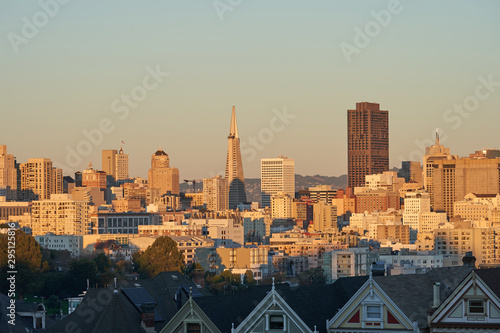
xmin=234 ymin=283 xmax=312 ymax=333
xmin=374 ymin=266 xmax=472 ymax=329
xmin=430 ymin=267 xmax=500 ymax=327
xmin=475 ymin=267 xmax=500 ymax=298
xmin=48 ymin=287 xmax=146 ymax=333
xmin=194 ymin=277 xmax=368 ymax=333
xmin=160 ymin=296 xmax=221 ymax=333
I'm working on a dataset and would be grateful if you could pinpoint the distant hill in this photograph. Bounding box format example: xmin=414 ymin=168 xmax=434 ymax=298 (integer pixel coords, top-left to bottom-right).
xmin=180 ymin=174 xmax=347 ymax=203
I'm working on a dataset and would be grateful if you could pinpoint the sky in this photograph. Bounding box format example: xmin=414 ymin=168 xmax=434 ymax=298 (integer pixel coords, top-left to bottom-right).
xmin=1 ymin=1 xmax=499 ymax=179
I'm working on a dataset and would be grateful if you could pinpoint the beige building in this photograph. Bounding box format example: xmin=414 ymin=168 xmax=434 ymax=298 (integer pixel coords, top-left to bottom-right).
xmin=32 ymin=194 xmax=90 ymax=236
xmin=148 ymin=149 xmax=179 ymax=196
xmin=261 ymin=156 xmax=295 ymax=207
xmin=431 ymin=157 xmax=500 ymax=218
xmin=203 ymin=176 xmax=228 ymax=212
xmin=312 ymin=201 xmax=337 ymax=232
xmin=112 ymin=198 xmax=142 ymax=213
xmin=434 ymin=220 xmax=497 ymax=265
xmin=184 ymin=192 xmax=203 ymax=208
xmin=403 ymin=191 xmax=447 ymax=232
xmin=102 ymin=147 xmax=129 ymax=181
xmin=0 ymin=145 xmax=18 ymax=193
xmin=423 ymin=132 xmax=456 ymax=208
xmin=376 ymin=225 xmax=410 ymax=244
xmin=271 ymin=192 xmax=293 ymax=219
xmin=453 ymin=193 xmax=500 ymax=221
xmin=309 ymin=185 xmax=337 ymax=204
xmin=20 ymin=158 xmax=61 ymax=200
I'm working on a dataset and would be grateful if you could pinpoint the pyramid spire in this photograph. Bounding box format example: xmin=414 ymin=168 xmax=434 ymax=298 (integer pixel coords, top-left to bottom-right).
xmin=229 ymin=105 xmax=239 ymax=138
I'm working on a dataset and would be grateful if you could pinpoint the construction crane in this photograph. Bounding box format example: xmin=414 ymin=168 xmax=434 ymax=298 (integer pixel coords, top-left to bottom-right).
xmin=183 ymin=179 xmax=202 ymax=193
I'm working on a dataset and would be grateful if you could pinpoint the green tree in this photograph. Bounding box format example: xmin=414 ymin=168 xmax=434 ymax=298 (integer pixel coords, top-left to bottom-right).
xmin=94 ymin=253 xmax=111 ymax=273
xmin=0 ymin=229 xmax=43 ymax=297
xmin=244 ymin=270 xmax=256 ymax=286
xmin=133 ymin=236 xmax=185 ymax=278
xmin=66 ymin=259 xmax=98 ymax=295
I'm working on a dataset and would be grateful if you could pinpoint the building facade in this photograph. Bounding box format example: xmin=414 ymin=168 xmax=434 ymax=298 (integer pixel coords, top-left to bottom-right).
xmin=347 ymin=102 xmax=389 ymax=188
xmin=225 ymin=106 xmax=247 ymax=209
xmin=261 ymin=156 xmax=295 ymax=207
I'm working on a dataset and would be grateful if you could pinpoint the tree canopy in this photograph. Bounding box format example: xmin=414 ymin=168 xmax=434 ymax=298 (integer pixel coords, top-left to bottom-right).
xmin=133 ymin=236 xmax=185 ymax=278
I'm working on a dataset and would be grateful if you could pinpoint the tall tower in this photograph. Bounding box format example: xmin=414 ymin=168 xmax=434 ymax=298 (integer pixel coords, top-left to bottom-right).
xmin=347 ymin=102 xmax=389 ymax=188
xmin=102 ymin=147 xmax=129 ymax=182
xmin=261 ymin=156 xmax=295 ymax=207
xmin=225 ymin=106 xmax=247 ymax=209
xmin=148 ymin=149 xmax=179 ymax=196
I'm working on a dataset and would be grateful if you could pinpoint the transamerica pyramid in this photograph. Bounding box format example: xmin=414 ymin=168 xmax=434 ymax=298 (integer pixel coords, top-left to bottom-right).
xmin=225 ymin=106 xmax=247 ymax=209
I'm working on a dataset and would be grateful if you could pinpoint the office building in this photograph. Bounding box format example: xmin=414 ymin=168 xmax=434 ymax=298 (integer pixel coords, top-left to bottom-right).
xmin=148 ymin=149 xmax=180 ymax=196
xmin=225 ymin=106 xmax=247 ymax=209
xmin=31 ymin=194 xmax=90 ymax=236
xmin=0 ymin=145 xmax=18 ymax=193
xmin=20 ymin=158 xmax=55 ymax=200
xmin=261 ymin=156 xmax=295 ymax=207
xmin=203 ymin=176 xmax=228 ymax=212
xmin=102 ymin=147 xmax=129 ymax=182
xmin=347 ymin=102 xmax=389 ymax=188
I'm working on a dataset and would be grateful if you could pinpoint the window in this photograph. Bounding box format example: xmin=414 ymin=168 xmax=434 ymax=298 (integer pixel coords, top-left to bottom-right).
xmin=269 ymin=315 xmax=284 ymax=329
xmin=366 ymin=305 xmax=382 ymax=319
xmin=468 ymin=299 xmax=485 ymax=314
xmin=186 ymin=323 xmax=201 ymax=333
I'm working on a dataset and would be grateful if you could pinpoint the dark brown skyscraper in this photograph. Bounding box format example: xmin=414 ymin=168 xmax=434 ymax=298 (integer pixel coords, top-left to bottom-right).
xmin=347 ymin=102 xmax=389 ymax=188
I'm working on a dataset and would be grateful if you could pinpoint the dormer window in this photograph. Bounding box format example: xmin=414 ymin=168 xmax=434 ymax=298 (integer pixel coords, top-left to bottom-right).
xmin=468 ymin=299 xmax=485 ymax=315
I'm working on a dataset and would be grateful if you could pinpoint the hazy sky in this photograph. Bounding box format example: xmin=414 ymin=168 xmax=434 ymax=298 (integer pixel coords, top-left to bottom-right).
xmin=1 ymin=1 xmax=499 ymax=179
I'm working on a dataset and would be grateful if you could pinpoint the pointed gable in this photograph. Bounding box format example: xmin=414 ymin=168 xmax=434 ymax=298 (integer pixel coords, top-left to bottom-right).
xmin=160 ymin=297 xmax=220 ymax=333
xmin=431 ymin=268 xmax=500 ymax=331
xmin=327 ymin=275 xmax=415 ymax=332
xmin=233 ymin=282 xmax=313 ymax=333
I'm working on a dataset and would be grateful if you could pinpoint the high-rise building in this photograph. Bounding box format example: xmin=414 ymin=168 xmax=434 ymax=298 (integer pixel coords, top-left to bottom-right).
xmin=20 ymin=158 xmax=54 ymax=200
xmin=52 ymin=167 xmax=63 ymax=195
xmin=116 ymin=147 xmax=129 ymax=181
xmin=0 ymin=145 xmax=18 ymax=192
xmin=347 ymin=102 xmax=389 ymax=188
xmin=308 ymin=185 xmax=337 ymax=204
xmin=271 ymin=192 xmax=293 ymax=219
xmin=430 ymin=157 xmax=500 ymax=218
xmin=398 ymin=161 xmax=423 ymax=185
xmin=261 ymin=156 xmax=295 ymax=207
xmin=148 ymin=149 xmax=179 ymax=196
xmin=32 ymin=194 xmax=90 ymax=236
xmin=203 ymin=176 xmax=228 ymax=212
xmin=102 ymin=147 xmax=129 ymax=182
xmin=422 ymin=131 xmax=456 ymax=208
xmin=225 ymin=106 xmax=247 ymax=209
xmin=81 ymin=163 xmax=107 ymax=190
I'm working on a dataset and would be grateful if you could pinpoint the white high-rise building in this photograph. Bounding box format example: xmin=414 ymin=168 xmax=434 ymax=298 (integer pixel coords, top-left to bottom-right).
xmin=271 ymin=192 xmax=293 ymax=219
xmin=403 ymin=191 xmax=447 ymax=232
xmin=261 ymin=156 xmax=295 ymax=207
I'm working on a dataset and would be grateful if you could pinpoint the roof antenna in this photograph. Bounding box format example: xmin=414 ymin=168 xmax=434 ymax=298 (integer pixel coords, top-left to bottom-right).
xmin=272 ymin=277 xmax=275 ymax=291
xmin=436 ymin=128 xmax=440 ymax=145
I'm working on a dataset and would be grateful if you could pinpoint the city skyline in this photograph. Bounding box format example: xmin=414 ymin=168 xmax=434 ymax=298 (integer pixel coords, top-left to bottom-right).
xmin=1 ymin=1 xmax=500 ymax=180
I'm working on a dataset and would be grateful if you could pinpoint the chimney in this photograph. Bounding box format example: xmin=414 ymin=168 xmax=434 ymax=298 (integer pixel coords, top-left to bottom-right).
xmin=462 ymin=251 xmax=476 ymax=268
xmin=433 ymin=282 xmax=441 ymax=308
xmin=140 ymin=302 xmax=156 ymax=330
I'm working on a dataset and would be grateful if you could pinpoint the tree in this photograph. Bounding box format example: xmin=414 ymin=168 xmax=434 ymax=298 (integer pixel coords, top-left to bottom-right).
xmin=244 ymin=270 xmax=256 ymax=286
xmin=94 ymin=253 xmax=111 ymax=273
xmin=65 ymin=259 xmax=98 ymax=295
xmin=133 ymin=236 xmax=185 ymax=278
xmin=0 ymin=229 xmax=43 ymax=297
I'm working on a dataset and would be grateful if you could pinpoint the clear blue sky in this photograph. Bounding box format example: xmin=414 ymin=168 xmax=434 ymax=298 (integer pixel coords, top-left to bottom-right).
xmin=1 ymin=1 xmax=499 ymax=179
